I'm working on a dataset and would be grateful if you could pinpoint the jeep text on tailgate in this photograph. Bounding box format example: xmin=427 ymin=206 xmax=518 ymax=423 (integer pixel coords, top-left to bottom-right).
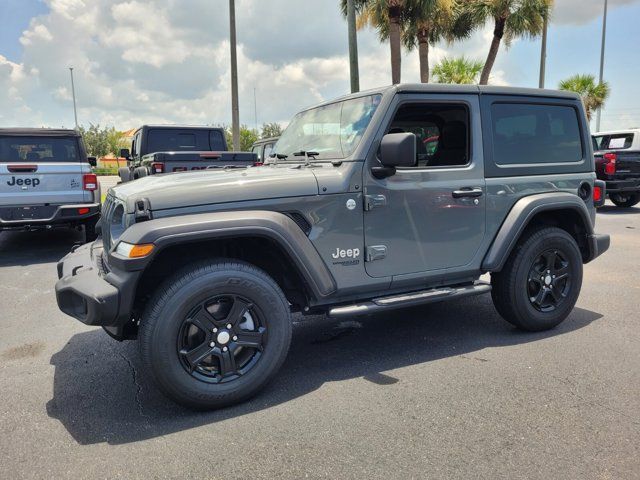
xmin=0 ymin=128 xmax=100 ymax=241
xmin=56 ymin=85 xmax=610 ymax=409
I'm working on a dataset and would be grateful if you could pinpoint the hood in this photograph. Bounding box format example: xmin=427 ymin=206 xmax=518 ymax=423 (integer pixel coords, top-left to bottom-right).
xmin=111 ymin=166 xmax=319 ymax=212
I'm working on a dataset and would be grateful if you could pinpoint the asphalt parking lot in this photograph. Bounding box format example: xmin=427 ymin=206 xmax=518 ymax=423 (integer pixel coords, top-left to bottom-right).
xmin=0 ymin=202 xmax=638 ymax=480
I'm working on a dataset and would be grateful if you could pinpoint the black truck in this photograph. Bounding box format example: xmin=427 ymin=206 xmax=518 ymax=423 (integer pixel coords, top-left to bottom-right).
xmin=118 ymin=125 xmax=259 ymax=182
xmin=593 ymin=129 xmax=640 ymax=207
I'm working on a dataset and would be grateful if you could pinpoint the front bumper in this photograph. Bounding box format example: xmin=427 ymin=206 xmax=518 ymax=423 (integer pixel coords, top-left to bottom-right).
xmin=55 ymin=240 xmax=139 ymax=330
xmin=0 ymin=203 xmax=100 ymax=229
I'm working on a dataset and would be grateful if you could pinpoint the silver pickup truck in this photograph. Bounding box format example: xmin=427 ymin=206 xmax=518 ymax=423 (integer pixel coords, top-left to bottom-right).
xmin=0 ymin=128 xmax=101 ymax=242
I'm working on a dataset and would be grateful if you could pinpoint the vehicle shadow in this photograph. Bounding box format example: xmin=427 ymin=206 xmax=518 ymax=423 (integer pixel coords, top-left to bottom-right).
xmin=0 ymin=229 xmax=82 ymax=267
xmin=46 ymin=296 xmax=602 ymax=446
xmin=597 ymin=205 xmax=640 ymax=215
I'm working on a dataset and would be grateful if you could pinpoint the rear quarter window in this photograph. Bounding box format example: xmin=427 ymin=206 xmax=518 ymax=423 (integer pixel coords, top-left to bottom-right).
xmin=209 ymin=130 xmax=226 ymax=151
xmin=491 ymin=103 xmax=583 ymax=165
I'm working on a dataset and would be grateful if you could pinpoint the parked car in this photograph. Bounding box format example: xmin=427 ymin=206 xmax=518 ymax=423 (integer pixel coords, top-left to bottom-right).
xmin=56 ymin=84 xmax=609 ymax=409
xmin=118 ymin=125 xmax=259 ymax=182
xmin=0 ymin=128 xmax=100 ymax=242
xmin=251 ymin=137 xmax=279 ymax=163
xmin=593 ymin=128 xmax=640 ymax=207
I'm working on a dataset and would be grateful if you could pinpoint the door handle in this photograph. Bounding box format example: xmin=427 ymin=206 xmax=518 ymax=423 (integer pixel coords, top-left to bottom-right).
xmin=452 ymin=187 xmax=483 ymax=198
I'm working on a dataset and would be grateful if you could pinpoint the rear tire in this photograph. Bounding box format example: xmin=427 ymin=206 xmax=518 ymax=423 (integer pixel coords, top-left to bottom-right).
xmin=139 ymin=260 xmax=292 ymax=410
xmin=610 ymin=193 xmax=640 ymax=208
xmin=133 ymin=166 xmax=148 ymax=179
xmin=491 ymin=226 xmax=583 ymax=332
xmin=118 ymin=167 xmax=132 ymax=183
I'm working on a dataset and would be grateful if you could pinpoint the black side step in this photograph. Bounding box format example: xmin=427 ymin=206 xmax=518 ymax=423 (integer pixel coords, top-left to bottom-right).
xmin=328 ymin=282 xmax=491 ymax=318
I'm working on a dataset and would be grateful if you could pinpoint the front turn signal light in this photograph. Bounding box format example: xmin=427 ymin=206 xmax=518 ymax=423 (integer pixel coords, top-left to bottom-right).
xmin=115 ymin=241 xmax=155 ymax=258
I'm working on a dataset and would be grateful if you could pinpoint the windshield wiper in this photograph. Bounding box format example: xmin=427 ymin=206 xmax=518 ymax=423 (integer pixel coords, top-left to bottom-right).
xmin=293 ymin=151 xmax=319 ymax=159
xmin=268 ymin=152 xmax=288 ymax=166
xmin=293 ymin=151 xmax=320 ymax=167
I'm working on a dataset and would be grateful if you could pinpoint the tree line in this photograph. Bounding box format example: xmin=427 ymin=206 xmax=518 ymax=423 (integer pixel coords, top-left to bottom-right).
xmin=340 ymin=0 xmax=610 ymax=118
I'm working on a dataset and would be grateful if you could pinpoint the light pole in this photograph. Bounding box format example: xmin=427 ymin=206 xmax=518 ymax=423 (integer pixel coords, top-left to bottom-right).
xmin=69 ymin=67 xmax=78 ymax=129
xmin=596 ymin=0 xmax=608 ymax=132
xmin=229 ymin=0 xmax=240 ymax=151
xmin=538 ymin=14 xmax=548 ymax=88
xmin=346 ymin=0 xmax=360 ymax=93
xmin=254 ymin=87 xmax=258 ymax=134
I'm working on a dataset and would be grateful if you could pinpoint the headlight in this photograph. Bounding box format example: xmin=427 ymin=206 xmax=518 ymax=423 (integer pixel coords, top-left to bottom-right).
xmin=109 ymin=203 xmax=127 ymax=246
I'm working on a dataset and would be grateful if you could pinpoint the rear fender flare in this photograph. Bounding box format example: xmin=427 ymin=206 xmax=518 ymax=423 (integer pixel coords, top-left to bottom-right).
xmin=482 ymin=192 xmax=594 ymax=272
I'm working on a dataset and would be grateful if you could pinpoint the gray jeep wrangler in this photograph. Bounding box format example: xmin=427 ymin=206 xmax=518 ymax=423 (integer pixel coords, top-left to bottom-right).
xmin=56 ymin=85 xmax=610 ymax=409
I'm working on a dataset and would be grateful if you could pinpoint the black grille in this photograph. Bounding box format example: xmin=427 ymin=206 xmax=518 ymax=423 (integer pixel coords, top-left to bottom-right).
xmin=101 ymin=195 xmax=116 ymax=251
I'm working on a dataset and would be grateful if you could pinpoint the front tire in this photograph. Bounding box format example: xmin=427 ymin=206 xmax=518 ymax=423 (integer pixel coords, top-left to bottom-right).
xmin=139 ymin=260 xmax=292 ymax=410
xmin=610 ymin=193 xmax=640 ymax=208
xmin=491 ymin=226 xmax=583 ymax=332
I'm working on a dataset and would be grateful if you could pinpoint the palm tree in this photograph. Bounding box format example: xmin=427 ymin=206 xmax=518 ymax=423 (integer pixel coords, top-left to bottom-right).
xmin=402 ymin=0 xmax=471 ymax=83
xmin=466 ymin=0 xmax=552 ymax=85
xmin=341 ymin=0 xmax=407 ymax=84
xmin=558 ymin=74 xmax=610 ymax=122
xmin=432 ymin=56 xmax=484 ymax=84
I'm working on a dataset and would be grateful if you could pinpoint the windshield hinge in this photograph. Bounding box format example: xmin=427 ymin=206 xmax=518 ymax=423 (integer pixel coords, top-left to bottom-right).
xmin=364 ymin=194 xmax=387 ymax=211
xmin=134 ymin=197 xmax=152 ymax=222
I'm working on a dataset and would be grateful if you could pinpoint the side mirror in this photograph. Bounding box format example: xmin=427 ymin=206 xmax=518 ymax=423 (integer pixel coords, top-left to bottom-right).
xmin=120 ymin=148 xmax=131 ymax=160
xmin=373 ymin=133 xmax=416 ymax=178
xmin=87 ymin=156 xmax=97 ymax=167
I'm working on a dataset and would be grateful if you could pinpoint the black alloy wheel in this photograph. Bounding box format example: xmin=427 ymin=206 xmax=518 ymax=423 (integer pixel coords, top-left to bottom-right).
xmin=526 ymin=249 xmax=572 ymax=312
xmin=177 ymin=295 xmax=266 ymax=383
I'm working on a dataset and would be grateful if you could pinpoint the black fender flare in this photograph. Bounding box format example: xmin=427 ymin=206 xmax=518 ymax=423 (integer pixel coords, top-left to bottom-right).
xmin=114 ymin=210 xmax=337 ymax=299
xmin=482 ymin=192 xmax=597 ymax=272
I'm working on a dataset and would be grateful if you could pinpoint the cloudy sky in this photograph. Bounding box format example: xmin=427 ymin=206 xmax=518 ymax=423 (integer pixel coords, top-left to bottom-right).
xmin=1 ymin=0 xmax=639 ymax=132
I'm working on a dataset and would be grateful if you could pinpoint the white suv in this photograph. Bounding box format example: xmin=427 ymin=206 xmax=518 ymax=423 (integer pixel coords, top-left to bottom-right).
xmin=0 ymin=128 xmax=101 ymax=242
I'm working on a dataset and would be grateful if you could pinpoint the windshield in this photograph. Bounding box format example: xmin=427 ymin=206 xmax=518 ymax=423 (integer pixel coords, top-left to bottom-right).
xmin=0 ymin=136 xmax=81 ymax=163
xmin=274 ymin=94 xmax=381 ymax=160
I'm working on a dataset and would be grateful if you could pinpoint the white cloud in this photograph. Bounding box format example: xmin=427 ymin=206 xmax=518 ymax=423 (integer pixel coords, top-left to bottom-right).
xmin=552 ymin=0 xmax=640 ymax=25
xmin=1 ymin=0 xmax=637 ymax=130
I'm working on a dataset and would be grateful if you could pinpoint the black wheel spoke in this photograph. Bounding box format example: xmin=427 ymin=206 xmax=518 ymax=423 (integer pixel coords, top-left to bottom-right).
xmin=554 ymin=263 xmax=570 ymax=280
xmin=532 ymin=288 xmax=547 ymax=307
xmin=235 ymin=328 xmax=265 ymax=350
xmin=188 ymin=308 xmax=218 ymax=333
xmin=542 ymin=251 xmax=557 ymax=271
xmin=549 ymin=286 xmax=563 ymax=303
xmin=181 ymin=343 xmax=213 ymax=372
xmin=214 ymin=348 xmax=238 ymax=377
xmin=225 ymin=298 xmax=253 ymax=327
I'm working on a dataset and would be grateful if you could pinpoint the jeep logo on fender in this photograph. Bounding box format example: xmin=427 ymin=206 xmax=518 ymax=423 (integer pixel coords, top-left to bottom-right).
xmin=7 ymin=176 xmax=40 ymax=187
xmin=332 ymin=247 xmax=360 ymax=259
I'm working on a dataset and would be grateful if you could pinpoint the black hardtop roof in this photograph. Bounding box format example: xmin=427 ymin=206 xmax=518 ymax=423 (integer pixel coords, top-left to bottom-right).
xmin=0 ymin=128 xmax=81 ymax=137
xmin=305 ymin=83 xmax=581 ymax=111
xmin=135 ymin=125 xmax=224 ymax=133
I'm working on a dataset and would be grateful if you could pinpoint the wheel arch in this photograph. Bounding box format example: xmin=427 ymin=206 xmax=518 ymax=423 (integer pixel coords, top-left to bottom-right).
xmin=482 ymin=193 xmax=596 ymax=272
xmin=116 ymin=210 xmax=337 ymax=316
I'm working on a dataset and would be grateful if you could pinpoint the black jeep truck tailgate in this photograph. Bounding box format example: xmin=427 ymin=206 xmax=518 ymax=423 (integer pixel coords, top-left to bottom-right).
xmin=142 ymin=151 xmax=259 ymax=174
